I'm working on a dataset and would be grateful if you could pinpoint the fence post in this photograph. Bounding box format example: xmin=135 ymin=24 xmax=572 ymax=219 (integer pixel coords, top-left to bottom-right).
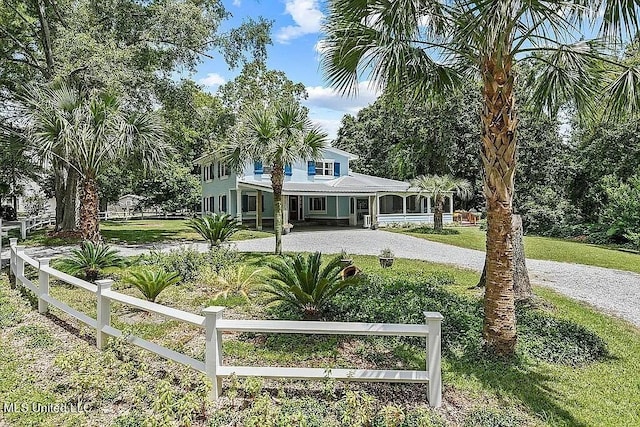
xmin=14 ymin=246 xmax=25 ymax=288
xmin=95 ymin=279 xmax=113 ymax=350
xmin=8 ymin=238 xmax=18 ymax=280
xmin=424 ymin=311 xmax=443 ymax=408
xmin=20 ymin=220 xmax=27 ymax=240
xmin=38 ymin=258 xmax=51 ymax=314
xmin=203 ymin=306 xmax=225 ymax=400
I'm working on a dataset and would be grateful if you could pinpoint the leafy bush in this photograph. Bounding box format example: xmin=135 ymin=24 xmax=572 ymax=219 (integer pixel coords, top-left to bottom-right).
xmin=188 ymin=214 xmax=243 ymax=248
xmin=263 ymin=252 xmax=360 ymax=319
xmin=463 ymin=407 xmax=527 ymax=427
xmin=138 ymin=246 xmax=240 ymax=282
xmin=213 ymin=266 xmax=263 ymax=300
xmin=409 ymin=226 xmax=460 ymax=235
xmin=124 ymin=269 xmax=181 ymax=302
xmin=58 ymin=241 xmax=123 ymax=281
xmin=327 ymin=273 xmax=608 ymax=364
xmin=517 ymin=307 xmax=609 ymax=366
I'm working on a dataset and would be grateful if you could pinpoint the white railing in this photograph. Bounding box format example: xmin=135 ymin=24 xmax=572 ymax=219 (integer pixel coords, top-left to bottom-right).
xmin=1 ymin=214 xmax=52 ymax=256
xmin=7 ymin=240 xmax=443 ymax=407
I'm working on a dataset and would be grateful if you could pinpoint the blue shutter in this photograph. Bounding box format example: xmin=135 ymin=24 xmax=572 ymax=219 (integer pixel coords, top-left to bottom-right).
xmin=254 ymin=161 xmax=263 ymax=174
xmin=307 ymin=161 xmax=316 ymax=175
xmin=334 ymin=162 xmax=341 ymax=176
xmin=284 ymin=164 xmax=292 ymax=176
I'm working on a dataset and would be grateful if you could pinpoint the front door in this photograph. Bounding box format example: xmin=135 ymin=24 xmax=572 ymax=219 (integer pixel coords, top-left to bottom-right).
xmin=356 ymin=198 xmax=369 ymax=225
xmin=289 ymin=196 xmax=299 ymax=221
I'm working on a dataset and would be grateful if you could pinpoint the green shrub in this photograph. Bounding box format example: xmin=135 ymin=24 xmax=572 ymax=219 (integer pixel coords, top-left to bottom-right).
xmin=463 ymin=407 xmax=527 ymax=427
xmin=214 ymin=266 xmax=263 ymax=300
xmin=263 ymin=252 xmax=360 ymax=319
xmin=327 ymin=273 xmax=609 ymax=364
xmin=139 ymin=246 xmax=240 ymax=282
xmin=123 ymin=269 xmax=181 ymax=302
xmin=57 ymin=241 xmax=123 ymax=281
xmin=409 ymin=226 xmax=460 ymax=235
xmin=188 ymin=214 xmax=243 ymax=248
xmin=14 ymin=325 xmax=55 ymax=348
xmin=517 ymin=307 xmax=609 ymax=366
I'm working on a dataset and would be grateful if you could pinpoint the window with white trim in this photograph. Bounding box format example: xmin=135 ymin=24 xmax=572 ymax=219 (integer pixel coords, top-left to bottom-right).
xmin=309 ymin=197 xmax=327 ymax=212
xmin=379 ymin=195 xmax=403 ymax=214
xmin=218 ymin=163 xmax=229 ymax=178
xmin=219 ymin=195 xmax=227 ymax=212
xmin=315 ymin=161 xmax=334 ymax=176
xmin=406 ymin=195 xmax=422 ymax=213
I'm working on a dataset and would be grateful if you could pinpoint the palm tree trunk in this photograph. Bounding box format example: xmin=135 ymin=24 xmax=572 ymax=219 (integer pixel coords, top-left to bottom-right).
xmin=271 ymin=164 xmax=284 ymax=255
xmin=434 ymin=199 xmax=444 ymax=231
xmin=79 ymin=176 xmax=101 ymax=242
xmin=54 ymin=160 xmax=78 ymax=232
xmin=480 ymin=55 xmax=517 ymax=357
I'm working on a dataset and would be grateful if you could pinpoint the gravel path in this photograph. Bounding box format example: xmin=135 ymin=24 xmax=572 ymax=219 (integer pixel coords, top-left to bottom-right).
xmin=5 ymin=228 xmax=640 ymax=327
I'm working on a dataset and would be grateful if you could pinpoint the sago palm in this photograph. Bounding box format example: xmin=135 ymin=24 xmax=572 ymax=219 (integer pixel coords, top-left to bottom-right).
xmin=22 ymin=83 xmax=168 ymax=242
xmin=322 ymin=0 xmax=640 ymax=356
xmin=262 ymin=252 xmax=359 ymax=319
xmin=124 ymin=269 xmax=182 ymax=302
xmin=188 ymin=214 xmax=243 ymax=248
xmin=225 ymin=103 xmax=328 ymax=255
xmin=412 ymin=175 xmax=472 ymax=231
xmin=58 ymin=241 xmax=123 ymax=282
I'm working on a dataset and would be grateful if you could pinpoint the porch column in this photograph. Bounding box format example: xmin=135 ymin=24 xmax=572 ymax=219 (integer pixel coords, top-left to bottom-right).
xmin=256 ymin=190 xmax=263 ymax=231
xmin=283 ymin=196 xmax=289 ymax=225
xmin=236 ymin=190 xmax=242 ymax=223
xmin=449 ymin=194 xmax=454 ymax=213
xmin=427 ymin=197 xmax=431 ymax=214
xmin=375 ymin=194 xmax=380 ymax=224
xmin=402 ymin=196 xmax=407 ymax=215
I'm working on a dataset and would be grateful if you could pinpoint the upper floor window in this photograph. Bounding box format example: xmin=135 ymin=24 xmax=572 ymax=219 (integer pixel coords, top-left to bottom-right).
xmin=218 ymin=163 xmax=229 ymax=178
xmin=315 ymin=161 xmax=334 ymax=176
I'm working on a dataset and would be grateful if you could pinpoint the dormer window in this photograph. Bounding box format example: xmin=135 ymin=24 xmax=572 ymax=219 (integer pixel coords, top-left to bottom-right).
xmin=315 ymin=160 xmax=334 ymax=176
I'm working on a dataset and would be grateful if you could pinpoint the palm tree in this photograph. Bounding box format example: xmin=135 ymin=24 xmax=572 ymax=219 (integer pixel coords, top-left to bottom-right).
xmin=188 ymin=214 xmax=243 ymax=249
xmin=226 ymin=103 xmax=328 ymax=255
xmin=322 ymin=1 xmax=640 ymax=356
xmin=23 ymin=83 xmax=168 ymax=242
xmin=412 ymin=175 xmax=472 ymax=231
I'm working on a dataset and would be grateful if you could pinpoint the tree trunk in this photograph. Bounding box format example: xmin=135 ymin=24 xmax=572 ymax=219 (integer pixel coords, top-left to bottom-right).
xmin=434 ymin=199 xmax=444 ymax=231
xmin=480 ymin=54 xmax=517 ymax=357
xmin=271 ymin=164 xmax=284 ymax=255
xmin=53 ymin=161 xmax=79 ymax=232
xmin=477 ymin=215 xmax=531 ymax=301
xmin=79 ymin=176 xmax=101 ymax=242
xmin=511 ymin=214 xmax=531 ymax=300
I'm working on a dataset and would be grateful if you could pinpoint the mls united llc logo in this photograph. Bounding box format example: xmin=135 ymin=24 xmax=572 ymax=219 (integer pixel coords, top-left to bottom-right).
xmin=2 ymin=399 xmax=90 ymax=413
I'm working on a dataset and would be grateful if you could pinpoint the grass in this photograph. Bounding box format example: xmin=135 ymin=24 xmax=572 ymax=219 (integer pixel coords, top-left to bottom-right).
xmin=1 ymin=253 xmax=640 ymax=426
xmin=14 ymin=219 xmax=272 ymax=247
xmin=397 ymin=226 xmax=640 ymax=274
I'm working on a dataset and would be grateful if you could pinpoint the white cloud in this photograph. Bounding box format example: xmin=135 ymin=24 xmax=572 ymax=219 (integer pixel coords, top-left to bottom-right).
xmin=198 ymin=73 xmax=226 ymax=89
xmin=311 ymin=118 xmax=342 ymax=140
xmin=304 ymin=81 xmax=380 ymax=114
xmin=276 ymin=0 xmax=324 ymax=43
xmin=232 ymin=0 xmax=241 ymax=6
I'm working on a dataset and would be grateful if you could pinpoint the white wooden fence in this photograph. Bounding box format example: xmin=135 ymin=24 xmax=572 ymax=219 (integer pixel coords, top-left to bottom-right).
xmin=1 ymin=214 xmax=52 ymax=256
xmin=7 ymin=240 xmax=443 ymax=407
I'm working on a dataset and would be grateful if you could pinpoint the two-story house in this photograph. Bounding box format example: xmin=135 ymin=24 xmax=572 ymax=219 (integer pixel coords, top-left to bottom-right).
xmin=195 ymin=146 xmax=455 ymax=229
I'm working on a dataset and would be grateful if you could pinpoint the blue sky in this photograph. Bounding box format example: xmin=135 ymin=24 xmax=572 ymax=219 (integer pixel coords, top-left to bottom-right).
xmin=193 ymin=0 xmax=379 ymax=140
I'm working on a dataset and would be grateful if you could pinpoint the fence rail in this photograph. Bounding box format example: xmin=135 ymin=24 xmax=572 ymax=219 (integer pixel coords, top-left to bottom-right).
xmin=7 ymin=240 xmax=443 ymax=407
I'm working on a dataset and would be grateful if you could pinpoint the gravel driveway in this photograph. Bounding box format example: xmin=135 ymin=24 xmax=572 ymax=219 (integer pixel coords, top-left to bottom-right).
xmin=7 ymin=228 xmax=640 ymax=327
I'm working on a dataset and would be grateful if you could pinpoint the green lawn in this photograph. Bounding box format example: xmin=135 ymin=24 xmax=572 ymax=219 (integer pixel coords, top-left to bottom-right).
xmin=14 ymin=219 xmax=272 ymax=246
xmin=2 ymin=252 xmax=640 ymax=426
xmin=398 ymin=226 xmax=640 ymax=274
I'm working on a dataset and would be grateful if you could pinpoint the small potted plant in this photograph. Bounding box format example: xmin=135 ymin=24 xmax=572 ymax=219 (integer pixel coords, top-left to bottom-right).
xmin=378 ymin=248 xmax=394 ymax=268
xmin=339 ymin=249 xmax=353 ymax=267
